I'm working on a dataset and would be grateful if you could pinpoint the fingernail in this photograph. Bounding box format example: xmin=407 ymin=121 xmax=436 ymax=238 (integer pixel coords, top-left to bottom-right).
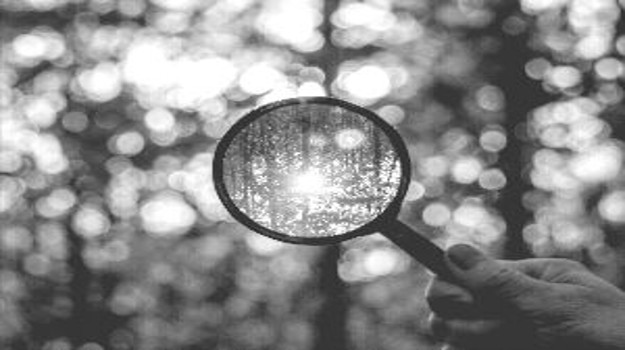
xmin=446 ymin=244 xmax=483 ymax=270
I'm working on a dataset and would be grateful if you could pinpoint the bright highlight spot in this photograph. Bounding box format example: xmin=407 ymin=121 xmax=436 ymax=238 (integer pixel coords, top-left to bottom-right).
xmin=335 ymin=128 xmax=366 ymax=149
xmin=569 ymin=143 xmax=622 ymax=183
xmin=479 ymin=129 xmax=507 ymax=152
xmin=290 ymin=170 xmax=326 ymax=195
xmin=145 ymin=108 xmax=175 ymax=132
xmin=340 ymin=65 xmax=391 ymax=101
xmin=423 ymin=203 xmax=452 ymax=227
xmin=377 ymin=105 xmax=405 ymax=125
xmin=476 ymin=85 xmax=505 ymax=112
xmin=362 ymin=248 xmax=401 ymax=277
xmin=479 ymin=169 xmax=507 ymax=190
xmin=598 ymin=191 xmax=625 ymax=224
xmin=113 ymin=131 xmax=145 ymax=156
xmin=23 ymin=97 xmax=59 ymax=128
xmin=72 ymin=205 xmax=111 ymax=238
xmin=246 ymin=234 xmax=285 ymax=256
xmin=297 ymin=81 xmax=326 ymax=97
xmin=405 ymin=181 xmax=426 ymax=201
xmin=595 ymin=58 xmax=623 ymax=80
xmin=37 ymin=188 xmax=76 ymax=218
xmin=178 ymin=57 xmax=238 ymax=100
xmin=77 ymin=62 xmax=123 ymax=102
xmin=141 ymin=193 xmax=197 ymax=237
xmin=239 ymin=64 xmax=286 ymax=95
xmin=152 ymin=0 xmax=200 ymax=11
xmin=547 ymin=66 xmax=582 ymax=89
xmin=308 ymin=133 xmax=328 ymax=147
xmin=333 ymin=3 xmax=395 ymax=30
xmin=12 ymin=33 xmax=48 ymax=59
xmin=521 ymin=0 xmax=568 ymax=13
xmin=256 ymin=0 xmax=323 ymax=52
xmin=451 ymin=157 xmax=483 ymax=184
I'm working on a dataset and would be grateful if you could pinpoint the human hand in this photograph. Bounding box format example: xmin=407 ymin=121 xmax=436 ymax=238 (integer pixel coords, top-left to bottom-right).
xmin=426 ymin=244 xmax=625 ymax=350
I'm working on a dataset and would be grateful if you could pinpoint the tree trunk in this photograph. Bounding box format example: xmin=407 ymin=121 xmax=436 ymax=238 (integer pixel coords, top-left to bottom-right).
xmin=312 ymin=246 xmax=349 ymax=350
xmin=489 ymin=5 xmax=551 ymax=259
xmin=310 ymin=1 xmax=350 ymax=350
xmin=66 ymin=224 xmax=92 ymax=346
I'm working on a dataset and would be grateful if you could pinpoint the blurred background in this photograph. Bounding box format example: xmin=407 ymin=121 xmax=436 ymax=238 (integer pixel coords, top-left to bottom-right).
xmin=1 ymin=0 xmax=625 ymax=349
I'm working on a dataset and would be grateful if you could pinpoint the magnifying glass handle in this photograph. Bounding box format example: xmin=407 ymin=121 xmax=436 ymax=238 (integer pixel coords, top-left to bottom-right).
xmin=381 ymin=220 xmax=454 ymax=281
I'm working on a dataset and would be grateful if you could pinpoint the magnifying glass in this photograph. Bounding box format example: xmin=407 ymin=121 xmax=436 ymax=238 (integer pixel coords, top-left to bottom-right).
xmin=213 ymin=97 xmax=453 ymax=279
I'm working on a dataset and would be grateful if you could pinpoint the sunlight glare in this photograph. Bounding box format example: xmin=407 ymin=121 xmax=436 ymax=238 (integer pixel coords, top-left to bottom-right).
xmin=290 ymin=170 xmax=327 ymax=195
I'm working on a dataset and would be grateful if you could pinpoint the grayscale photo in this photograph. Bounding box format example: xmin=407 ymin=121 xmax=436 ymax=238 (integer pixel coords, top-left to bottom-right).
xmin=1 ymin=0 xmax=625 ymax=349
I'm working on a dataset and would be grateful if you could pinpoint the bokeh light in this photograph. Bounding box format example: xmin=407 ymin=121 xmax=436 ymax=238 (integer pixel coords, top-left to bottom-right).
xmin=422 ymin=203 xmax=452 ymax=227
xmin=335 ymin=128 xmax=367 ymax=149
xmin=338 ymin=64 xmax=392 ymax=102
xmin=598 ymin=191 xmax=625 ymax=224
xmin=140 ymin=192 xmax=197 ymax=237
xmin=72 ymin=204 xmax=111 ymax=238
xmin=451 ymin=157 xmax=482 ymax=184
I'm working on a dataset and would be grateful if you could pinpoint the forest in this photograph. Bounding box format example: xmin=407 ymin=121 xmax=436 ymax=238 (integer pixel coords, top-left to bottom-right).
xmin=1 ymin=0 xmax=625 ymax=349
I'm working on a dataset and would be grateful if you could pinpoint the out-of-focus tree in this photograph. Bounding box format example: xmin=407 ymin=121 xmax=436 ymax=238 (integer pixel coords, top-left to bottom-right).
xmin=516 ymin=0 xmax=625 ymax=286
xmin=1 ymin=0 xmax=625 ymax=350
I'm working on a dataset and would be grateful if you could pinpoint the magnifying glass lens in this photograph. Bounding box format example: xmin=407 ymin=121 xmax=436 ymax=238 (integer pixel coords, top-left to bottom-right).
xmin=214 ymin=97 xmax=452 ymax=279
xmin=221 ymin=102 xmax=402 ymax=238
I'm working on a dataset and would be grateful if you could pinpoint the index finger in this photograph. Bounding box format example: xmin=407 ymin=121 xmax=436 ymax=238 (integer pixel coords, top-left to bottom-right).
xmin=427 ymin=276 xmax=478 ymax=318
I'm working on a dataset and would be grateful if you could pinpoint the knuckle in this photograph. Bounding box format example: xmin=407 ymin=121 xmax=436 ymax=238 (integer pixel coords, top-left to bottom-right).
xmin=426 ymin=281 xmax=460 ymax=305
xmin=554 ymin=259 xmax=586 ymax=271
xmin=480 ymin=266 xmax=520 ymax=294
xmin=540 ymin=258 xmax=585 ymax=271
xmin=426 ymin=284 xmax=476 ymax=318
xmin=569 ymin=284 xmax=594 ymax=301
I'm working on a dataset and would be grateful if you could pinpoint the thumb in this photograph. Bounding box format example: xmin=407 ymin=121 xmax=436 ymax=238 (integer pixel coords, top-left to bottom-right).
xmin=445 ymin=244 xmax=544 ymax=307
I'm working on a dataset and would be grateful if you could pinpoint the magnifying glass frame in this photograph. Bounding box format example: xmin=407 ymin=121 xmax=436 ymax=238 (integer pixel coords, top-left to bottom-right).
xmin=213 ymin=97 xmax=452 ymax=279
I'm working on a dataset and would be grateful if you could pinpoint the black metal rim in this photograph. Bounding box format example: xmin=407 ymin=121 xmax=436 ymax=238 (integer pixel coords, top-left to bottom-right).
xmin=212 ymin=96 xmax=411 ymax=245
